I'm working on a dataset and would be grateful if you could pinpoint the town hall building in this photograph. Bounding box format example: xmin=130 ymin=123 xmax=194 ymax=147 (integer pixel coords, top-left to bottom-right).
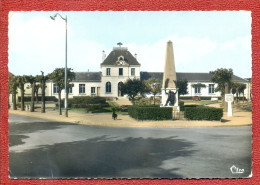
xmin=15 ymin=43 xmax=251 ymax=102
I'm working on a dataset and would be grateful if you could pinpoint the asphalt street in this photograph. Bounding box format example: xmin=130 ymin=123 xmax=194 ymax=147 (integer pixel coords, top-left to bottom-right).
xmin=9 ymin=114 xmax=252 ymax=179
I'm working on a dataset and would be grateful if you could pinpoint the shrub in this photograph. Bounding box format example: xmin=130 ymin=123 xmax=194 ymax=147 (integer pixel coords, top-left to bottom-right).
xmin=179 ymin=102 xmax=198 ymax=112
xmin=18 ymin=96 xmax=58 ymax=102
xmin=128 ymin=106 xmax=172 ymax=120
xmin=119 ymin=105 xmax=129 ymax=112
xmin=184 ymin=105 xmax=198 ymax=108
xmin=87 ymin=105 xmax=110 ymax=113
xmin=184 ymin=107 xmax=223 ymax=120
xmin=134 ymin=97 xmax=152 ymax=106
xmin=179 ymin=101 xmax=184 ymax=111
xmin=70 ymin=96 xmax=107 ymax=104
xmin=234 ymin=97 xmax=247 ymax=101
xmin=68 ymin=96 xmax=108 ymax=108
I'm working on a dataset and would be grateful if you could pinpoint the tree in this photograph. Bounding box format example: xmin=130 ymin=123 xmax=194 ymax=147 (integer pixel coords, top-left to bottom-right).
xmin=230 ymin=82 xmax=239 ymax=104
xmin=16 ymin=75 xmax=29 ymax=111
xmin=145 ymin=78 xmax=161 ymax=105
xmin=121 ymin=78 xmax=148 ymax=105
xmin=210 ymin=68 xmax=233 ymax=105
xmin=230 ymin=82 xmax=246 ymax=103
xmin=48 ymin=68 xmax=75 ymax=115
xmin=9 ymin=75 xmax=18 ymax=110
xmin=34 ymin=75 xmax=43 ymax=103
xmin=27 ymin=75 xmax=36 ymax=112
xmin=34 ymin=84 xmax=40 ymax=103
xmin=175 ymin=79 xmax=188 ymax=99
xmin=238 ymin=83 xmax=247 ymax=103
xmin=40 ymin=71 xmax=48 ymax=113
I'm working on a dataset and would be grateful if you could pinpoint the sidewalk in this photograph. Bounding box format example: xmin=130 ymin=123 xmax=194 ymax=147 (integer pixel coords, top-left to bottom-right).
xmin=9 ymin=107 xmax=252 ymax=128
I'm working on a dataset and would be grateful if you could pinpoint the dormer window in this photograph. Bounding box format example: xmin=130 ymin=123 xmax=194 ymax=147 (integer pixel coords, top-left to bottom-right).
xmin=116 ymin=55 xmax=126 ymax=65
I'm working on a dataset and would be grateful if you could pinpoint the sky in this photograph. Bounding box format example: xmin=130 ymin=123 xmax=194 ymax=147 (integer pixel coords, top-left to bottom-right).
xmin=8 ymin=11 xmax=252 ymax=78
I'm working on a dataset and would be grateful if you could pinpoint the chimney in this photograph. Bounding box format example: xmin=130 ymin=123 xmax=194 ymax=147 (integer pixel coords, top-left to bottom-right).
xmin=134 ymin=53 xmax=137 ymax=59
xmin=102 ymin=50 xmax=106 ymax=62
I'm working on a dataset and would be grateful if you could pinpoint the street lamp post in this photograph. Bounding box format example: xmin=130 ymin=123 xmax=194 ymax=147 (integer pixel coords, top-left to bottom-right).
xmin=50 ymin=13 xmax=68 ymax=117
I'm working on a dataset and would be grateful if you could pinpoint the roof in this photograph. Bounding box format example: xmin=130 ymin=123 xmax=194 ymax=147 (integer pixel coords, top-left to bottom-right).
xmin=8 ymin=72 xmax=14 ymax=78
xmin=140 ymin=72 xmax=248 ymax=83
xmin=73 ymin=72 xmax=101 ymax=82
xmin=101 ymin=47 xmax=140 ymax=66
xmin=232 ymin=75 xmax=249 ymax=83
xmin=50 ymin=71 xmax=248 ymax=84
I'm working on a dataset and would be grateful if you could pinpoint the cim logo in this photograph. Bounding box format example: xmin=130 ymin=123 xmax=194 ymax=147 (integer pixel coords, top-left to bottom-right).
xmin=230 ymin=165 xmax=244 ymax=174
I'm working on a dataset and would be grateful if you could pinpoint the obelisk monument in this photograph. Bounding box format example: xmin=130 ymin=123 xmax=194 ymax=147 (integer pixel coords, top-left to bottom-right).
xmin=161 ymin=41 xmax=179 ymax=112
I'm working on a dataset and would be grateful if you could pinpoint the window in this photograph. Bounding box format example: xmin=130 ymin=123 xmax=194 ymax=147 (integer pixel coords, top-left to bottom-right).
xmin=91 ymin=87 xmax=95 ymax=94
xmin=79 ymin=84 xmax=85 ymax=94
xmin=68 ymin=87 xmax=72 ymax=94
xmin=53 ymin=84 xmax=59 ymax=94
xmin=209 ymin=84 xmax=215 ymax=94
xmin=106 ymin=68 xmax=111 ymax=76
xmin=106 ymin=82 xmax=111 ymax=93
xmin=131 ymin=68 xmax=135 ymax=76
xmin=119 ymin=68 xmax=123 ymax=76
xmin=195 ymin=87 xmax=201 ymax=94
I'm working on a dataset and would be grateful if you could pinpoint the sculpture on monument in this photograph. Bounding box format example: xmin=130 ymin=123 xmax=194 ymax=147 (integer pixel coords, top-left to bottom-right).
xmin=165 ymin=90 xmax=177 ymax=106
xmin=164 ymin=78 xmax=177 ymax=106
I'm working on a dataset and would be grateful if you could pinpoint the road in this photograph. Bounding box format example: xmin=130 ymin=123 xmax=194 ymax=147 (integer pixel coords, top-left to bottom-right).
xmin=9 ymin=114 xmax=252 ymax=179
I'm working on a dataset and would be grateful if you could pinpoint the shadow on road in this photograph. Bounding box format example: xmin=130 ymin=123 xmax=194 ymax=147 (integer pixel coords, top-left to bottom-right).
xmin=9 ymin=135 xmax=196 ymax=179
xmin=9 ymin=121 xmax=74 ymax=134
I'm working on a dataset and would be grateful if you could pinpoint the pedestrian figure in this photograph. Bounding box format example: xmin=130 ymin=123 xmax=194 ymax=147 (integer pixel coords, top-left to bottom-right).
xmin=112 ymin=108 xmax=117 ymax=120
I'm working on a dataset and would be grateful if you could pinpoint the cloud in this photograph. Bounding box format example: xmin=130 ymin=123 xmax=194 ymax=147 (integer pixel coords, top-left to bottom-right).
xmin=68 ymin=39 xmax=109 ymax=72
xmin=220 ymin=36 xmax=251 ymax=52
xmin=8 ymin=12 xmax=69 ymax=75
xmin=126 ymin=36 xmax=217 ymax=72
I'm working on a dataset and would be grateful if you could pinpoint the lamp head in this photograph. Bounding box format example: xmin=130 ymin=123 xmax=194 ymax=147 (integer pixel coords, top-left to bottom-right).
xmin=50 ymin=14 xmax=57 ymax=20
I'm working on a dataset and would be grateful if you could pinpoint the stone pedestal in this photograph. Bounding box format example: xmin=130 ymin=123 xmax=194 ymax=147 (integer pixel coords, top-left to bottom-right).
xmin=160 ymin=88 xmax=179 ymax=112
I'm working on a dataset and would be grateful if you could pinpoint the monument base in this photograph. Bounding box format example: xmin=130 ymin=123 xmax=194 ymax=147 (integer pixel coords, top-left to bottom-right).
xmin=172 ymin=109 xmax=185 ymax=120
xmin=160 ymin=88 xmax=179 ymax=112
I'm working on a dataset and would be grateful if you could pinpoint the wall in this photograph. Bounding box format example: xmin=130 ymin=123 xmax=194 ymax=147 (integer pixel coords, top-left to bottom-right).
xmin=100 ymin=65 xmax=140 ymax=97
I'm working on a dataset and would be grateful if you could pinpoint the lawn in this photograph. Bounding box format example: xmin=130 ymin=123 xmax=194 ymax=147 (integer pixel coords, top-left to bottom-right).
xmin=182 ymin=100 xmax=221 ymax=106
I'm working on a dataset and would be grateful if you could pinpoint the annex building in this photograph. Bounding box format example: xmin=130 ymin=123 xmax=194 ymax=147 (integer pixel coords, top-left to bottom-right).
xmin=17 ymin=44 xmax=251 ymax=101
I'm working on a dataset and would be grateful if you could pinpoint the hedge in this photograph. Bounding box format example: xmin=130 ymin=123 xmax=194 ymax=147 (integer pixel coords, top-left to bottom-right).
xmin=128 ymin=106 xmax=172 ymax=120
xmin=179 ymin=101 xmax=200 ymax=111
xmin=18 ymin=96 xmax=58 ymax=102
xmin=71 ymin=96 xmax=107 ymax=104
xmin=184 ymin=107 xmax=223 ymax=120
xmin=179 ymin=101 xmax=184 ymax=111
xmin=68 ymin=96 xmax=108 ymax=108
xmin=234 ymin=97 xmax=247 ymax=101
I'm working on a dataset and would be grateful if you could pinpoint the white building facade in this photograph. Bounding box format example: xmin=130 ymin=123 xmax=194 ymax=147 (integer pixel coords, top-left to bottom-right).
xmin=13 ymin=44 xmax=251 ymax=102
